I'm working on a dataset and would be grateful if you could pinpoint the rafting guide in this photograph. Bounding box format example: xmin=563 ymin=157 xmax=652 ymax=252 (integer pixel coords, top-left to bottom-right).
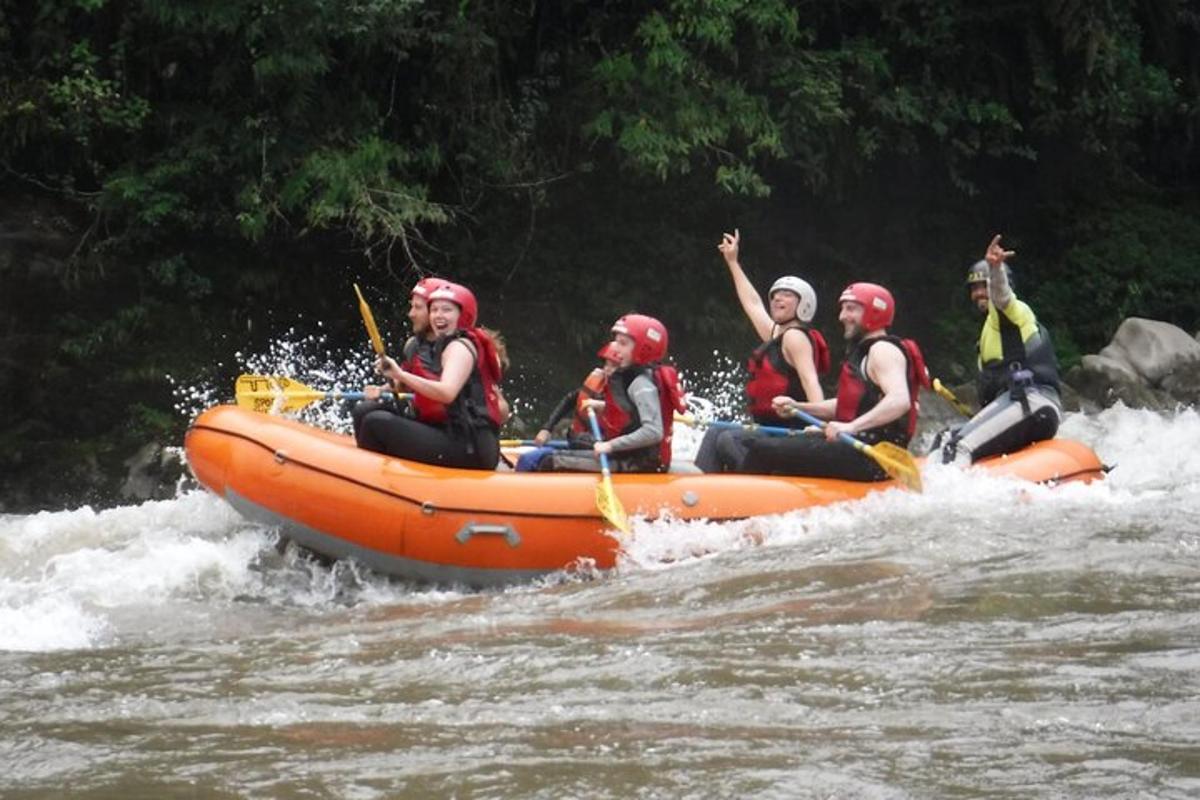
xmin=936 ymin=234 xmax=1063 ymax=465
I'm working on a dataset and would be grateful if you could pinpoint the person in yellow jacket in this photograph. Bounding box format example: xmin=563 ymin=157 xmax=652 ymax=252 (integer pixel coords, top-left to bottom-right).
xmin=940 ymin=234 xmax=1062 ymax=464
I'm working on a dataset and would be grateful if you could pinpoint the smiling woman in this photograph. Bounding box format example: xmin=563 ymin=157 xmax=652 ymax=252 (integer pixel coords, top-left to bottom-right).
xmin=695 ymin=229 xmax=830 ymax=474
xmin=352 ymin=282 xmax=505 ymax=470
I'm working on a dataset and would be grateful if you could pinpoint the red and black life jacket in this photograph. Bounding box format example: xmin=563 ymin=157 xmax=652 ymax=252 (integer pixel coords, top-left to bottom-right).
xmin=834 ymin=335 xmax=930 ymax=446
xmin=402 ymin=336 xmax=448 ymax=424
xmin=745 ymin=326 xmax=831 ymax=424
xmin=419 ymin=329 xmax=505 ymax=436
xmin=597 ymin=363 xmax=687 ymax=471
xmin=570 ymin=368 xmax=609 ymax=436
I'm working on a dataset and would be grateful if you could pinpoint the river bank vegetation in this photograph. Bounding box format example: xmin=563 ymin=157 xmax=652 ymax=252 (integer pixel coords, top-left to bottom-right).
xmin=2 ymin=0 xmax=1198 ymax=510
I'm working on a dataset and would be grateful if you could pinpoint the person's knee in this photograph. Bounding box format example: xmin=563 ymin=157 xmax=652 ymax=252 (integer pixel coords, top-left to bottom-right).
xmin=1029 ymin=405 xmax=1060 ymax=441
xmin=359 ymin=410 xmax=399 ymax=452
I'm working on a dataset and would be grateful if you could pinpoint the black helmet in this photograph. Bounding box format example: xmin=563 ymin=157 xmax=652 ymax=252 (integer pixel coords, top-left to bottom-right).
xmin=965 ymin=260 xmax=988 ymax=285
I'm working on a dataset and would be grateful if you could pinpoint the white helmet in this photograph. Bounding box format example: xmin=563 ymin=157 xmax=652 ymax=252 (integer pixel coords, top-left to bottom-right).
xmin=768 ymin=275 xmax=817 ymax=323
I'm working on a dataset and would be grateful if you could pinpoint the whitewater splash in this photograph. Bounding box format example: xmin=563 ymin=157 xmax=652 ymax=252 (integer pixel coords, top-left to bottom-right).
xmin=620 ymin=403 xmax=1200 ymax=569
xmin=0 ymin=492 xmax=457 ymax=653
xmin=170 ymin=324 xmax=377 ymax=436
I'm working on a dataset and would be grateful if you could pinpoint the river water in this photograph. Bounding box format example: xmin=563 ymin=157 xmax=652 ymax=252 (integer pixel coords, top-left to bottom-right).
xmin=2 ymin=404 xmax=1199 ymax=798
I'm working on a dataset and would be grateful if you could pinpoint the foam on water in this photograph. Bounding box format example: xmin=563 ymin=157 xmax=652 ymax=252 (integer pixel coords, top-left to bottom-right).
xmin=619 ymin=402 xmax=1200 ymax=574
xmin=1 ymin=494 xmax=253 ymax=651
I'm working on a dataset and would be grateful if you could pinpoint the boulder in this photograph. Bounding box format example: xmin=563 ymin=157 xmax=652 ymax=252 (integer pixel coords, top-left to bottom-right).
xmin=1057 ymin=380 xmax=1084 ymax=413
xmin=1062 ymin=318 xmax=1200 ymax=410
xmin=1064 ymin=362 xmax=1173 ymax=411
xmin=1107 ymin=317 xmax=1200 ymax=385
xmin=914 ymin=385 xmax=966 ymax=440
xmin=1081 ymin=352 xmax=1141 ymax=385
xmin=913 ymin=385 xmax=964 ymax=455
xmin=120 ymin=443 xmax=186 ymax=502
xmin=1160 ymin=359 xmax=1200 ymax=406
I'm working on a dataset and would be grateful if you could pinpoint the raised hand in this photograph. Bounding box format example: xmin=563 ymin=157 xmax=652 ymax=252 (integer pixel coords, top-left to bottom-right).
xmin=718 ymin=228 xmax=740 ymax=267
xmin=985 ymin=234 xmax=1016 ymax=268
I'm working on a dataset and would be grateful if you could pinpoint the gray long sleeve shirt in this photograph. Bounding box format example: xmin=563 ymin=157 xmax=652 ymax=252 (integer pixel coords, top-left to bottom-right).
xmin=605 ymin=373 xmax=663 ymax=453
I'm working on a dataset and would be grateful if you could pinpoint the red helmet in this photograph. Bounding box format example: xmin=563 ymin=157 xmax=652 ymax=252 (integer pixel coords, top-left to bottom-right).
xmin=611 ymin=313 xmax=668 ymax=365
xmin=428 ymin=282 xmax=478 ymax=329
xmin=838 ymin=282 xmax=894 ymax=332
xmin=411 ymin=277 xmax=445 ymax=300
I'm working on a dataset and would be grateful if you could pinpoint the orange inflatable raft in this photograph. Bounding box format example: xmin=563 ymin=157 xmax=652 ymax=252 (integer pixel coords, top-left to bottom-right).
xmin=186 ymin=405 xmax=1105 ymax=588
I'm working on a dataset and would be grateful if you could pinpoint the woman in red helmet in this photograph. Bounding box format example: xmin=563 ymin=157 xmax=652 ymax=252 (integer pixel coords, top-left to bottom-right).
xmin=742 ymin=282 xmax=926 ymax=481
xmin=695 ymin=228 xmax=830 ymax=473
xmin=538 ymin=313 xmax=685 ymax=473
xmin=356 ymin=281 xmax=507 ymax=469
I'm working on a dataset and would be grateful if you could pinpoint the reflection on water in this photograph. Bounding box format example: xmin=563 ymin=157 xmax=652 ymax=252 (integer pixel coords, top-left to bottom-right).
xmin=2 ymin=405 xmax=1200 ymax=798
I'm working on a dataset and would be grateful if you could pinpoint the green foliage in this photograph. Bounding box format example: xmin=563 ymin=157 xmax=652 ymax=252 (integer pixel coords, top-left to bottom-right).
xmin=1034 ymin=198 xmax=1200 ymax=352
xmin=583 ymin=0 xmax=1184 ymax=196
xmin=278 ymin=137 xmax=449 ymax=243
xmin=586 ymin=1 xmax=807 ymax=192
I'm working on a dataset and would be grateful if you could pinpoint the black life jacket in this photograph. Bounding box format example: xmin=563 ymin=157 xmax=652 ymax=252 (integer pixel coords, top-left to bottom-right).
xmin=430 ymin=330 xmax=505 ymax=448
xmin=977 ymin=314 xmax=1061 ymax=407
xmin=402 ymin=336 xmax=446 ymax=424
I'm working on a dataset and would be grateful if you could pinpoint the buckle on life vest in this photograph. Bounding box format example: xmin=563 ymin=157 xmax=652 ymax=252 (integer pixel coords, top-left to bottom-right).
xmin=1008 ymin=366 xmax=1034 ymax=410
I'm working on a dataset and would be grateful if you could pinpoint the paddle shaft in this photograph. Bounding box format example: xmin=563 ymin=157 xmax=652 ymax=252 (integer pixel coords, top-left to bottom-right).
xmin=706 ymin=419 xmax=808 ymax=437
xmin=933 ymin=378 xmax=972 ymax=416
xmin=782 ymin=407 xmax=875 ymax=452
xmin=319 ymin=390 xmax=398 ymax=402
xmin=238 ymin=390 xmax=402 ymax=402
xmin=500 ymin=439 xmax=570 ymax=449
xmin=585 ymin=408 xmax=617 ymax=479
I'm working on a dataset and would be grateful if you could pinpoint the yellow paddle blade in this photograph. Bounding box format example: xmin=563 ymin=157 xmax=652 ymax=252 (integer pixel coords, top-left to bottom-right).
xmin=595 ymin=474 xmax=631 ymax=534
xmin=863 ymin=441 xmax=923 ymax=493
xmin=353 ymin=283 xmax=386 ymax=356
xmin=234 ymin=374 xmax=326 ymax=414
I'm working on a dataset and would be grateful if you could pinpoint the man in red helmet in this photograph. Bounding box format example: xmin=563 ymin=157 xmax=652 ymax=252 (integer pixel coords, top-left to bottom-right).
xmin=741 ymin=282 xmax=925 ymax=481
xmin=537 ymin=314 xmax=686 ymax=473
